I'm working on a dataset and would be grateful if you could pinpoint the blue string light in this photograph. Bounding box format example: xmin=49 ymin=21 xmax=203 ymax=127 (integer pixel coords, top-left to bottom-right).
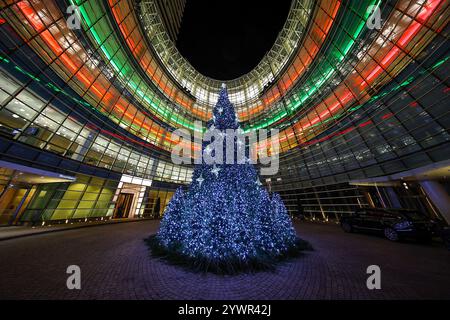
xmin=156 ymin=85 xmax=299 ymax=268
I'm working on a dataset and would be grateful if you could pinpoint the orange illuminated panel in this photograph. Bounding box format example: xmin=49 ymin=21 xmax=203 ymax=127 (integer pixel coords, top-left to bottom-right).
xmin=108 ymin=0 xmax=207 ymax=119
xmin=257 ymin=0 xmax=446 ymax=154
xmin=11 ymin=0 xmax=185 ymax=151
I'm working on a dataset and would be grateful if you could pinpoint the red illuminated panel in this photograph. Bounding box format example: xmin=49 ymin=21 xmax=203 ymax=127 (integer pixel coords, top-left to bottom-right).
xmin=258 ymin=0 xmax=446 ymax=153
xmin=241 ymin=0 xmax=341 ymax=120
xmin=12 ymin=0 xmax=183 ymax=151
xmin=362 ymin=0 xmax=443 ymax=86
xmin=108 ymin=0 xmax=208 ymax=119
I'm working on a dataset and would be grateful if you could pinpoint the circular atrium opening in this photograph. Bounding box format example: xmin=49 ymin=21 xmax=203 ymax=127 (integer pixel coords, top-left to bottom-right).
xmin=176 ymin=0 xmax=291 ymax=80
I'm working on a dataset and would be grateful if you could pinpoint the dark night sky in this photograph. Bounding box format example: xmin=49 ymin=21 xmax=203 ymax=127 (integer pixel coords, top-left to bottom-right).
xmin=176 ymin=1 xmax=292 ymax=80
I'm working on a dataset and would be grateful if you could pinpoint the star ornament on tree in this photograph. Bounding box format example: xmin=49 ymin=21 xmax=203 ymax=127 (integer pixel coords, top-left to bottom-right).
xmin=196 ymin=174 xmax=204 ymax=187
xmin=211 ymin=165 xmax=221 ymax=178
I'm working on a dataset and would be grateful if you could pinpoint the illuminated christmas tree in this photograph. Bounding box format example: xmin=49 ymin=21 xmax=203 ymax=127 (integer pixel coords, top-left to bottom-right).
xmin=150 ymin=85 xmax=308 ymax=273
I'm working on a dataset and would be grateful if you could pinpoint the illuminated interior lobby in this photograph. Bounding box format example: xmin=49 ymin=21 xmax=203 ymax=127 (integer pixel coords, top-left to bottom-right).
xmin=0 ymin=0 xmax=448 ymax=225
xmin=0 ymin=0 xmax=449 ymax=301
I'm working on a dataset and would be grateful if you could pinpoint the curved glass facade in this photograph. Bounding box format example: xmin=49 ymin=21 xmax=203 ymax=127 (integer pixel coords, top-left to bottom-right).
xmin=0 ymin=0 xmax=449 ymax=224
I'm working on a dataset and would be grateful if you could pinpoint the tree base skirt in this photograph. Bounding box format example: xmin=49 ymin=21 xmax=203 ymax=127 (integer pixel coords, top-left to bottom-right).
xmin=144 ymin=235 xmax=313 ymax=275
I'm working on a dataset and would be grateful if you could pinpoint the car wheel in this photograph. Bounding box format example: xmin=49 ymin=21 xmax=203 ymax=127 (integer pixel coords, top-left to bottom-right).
xmin=384 ymin=227 xmax=399 ymax=241
xmin=341 ymin=222 xmax=353 ymax=233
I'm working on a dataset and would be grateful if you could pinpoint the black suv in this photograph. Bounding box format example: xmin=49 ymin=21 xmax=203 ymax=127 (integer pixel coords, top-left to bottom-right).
xmin=340 ymin=208 xmax=435 ymax=242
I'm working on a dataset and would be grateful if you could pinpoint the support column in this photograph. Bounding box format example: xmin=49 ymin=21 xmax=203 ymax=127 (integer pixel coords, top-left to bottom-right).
xmin=420 ymin=180 xmax=450 ymax=224
xmin=375 ymin=186 xmax=387 ymax=208
xmin=386 ymin=187 xmax=402 ymax=208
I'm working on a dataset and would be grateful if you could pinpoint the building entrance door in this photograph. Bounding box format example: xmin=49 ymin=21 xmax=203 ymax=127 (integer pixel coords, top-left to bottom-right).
xmin=114 ymin=193 xmax=134 ymax=218
xmin=0 ymin=186 xmax=33 ymax=226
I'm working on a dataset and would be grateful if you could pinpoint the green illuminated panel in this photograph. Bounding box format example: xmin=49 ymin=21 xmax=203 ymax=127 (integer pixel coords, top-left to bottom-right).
xmin=72 ymin=0 xmax=378 ymax=134
xmin=244 ymin=0 xmax=380 ymax=132
xmin=71 ymin=0 xmax=199 ymax=131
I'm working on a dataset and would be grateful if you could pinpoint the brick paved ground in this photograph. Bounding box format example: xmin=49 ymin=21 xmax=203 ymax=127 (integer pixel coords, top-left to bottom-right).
xmin=0 ymin=220 xmax=449 ymax=299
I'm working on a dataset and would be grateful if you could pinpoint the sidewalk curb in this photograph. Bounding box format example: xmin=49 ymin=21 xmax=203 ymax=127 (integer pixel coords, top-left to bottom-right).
xmin=0 ymin=218 xmax=155 ymax=242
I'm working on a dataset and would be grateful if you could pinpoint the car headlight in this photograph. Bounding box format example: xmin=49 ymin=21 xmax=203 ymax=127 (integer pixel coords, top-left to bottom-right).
xmin=394 ymin=221 xmax=413 ymax=229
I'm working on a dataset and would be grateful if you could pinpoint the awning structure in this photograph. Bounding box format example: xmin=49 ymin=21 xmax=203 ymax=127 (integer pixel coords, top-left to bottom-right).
xmin=350 ymin=160 xmax=450 ymax=187
xmin=0 ymin=160 xmax=76 ymax=184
